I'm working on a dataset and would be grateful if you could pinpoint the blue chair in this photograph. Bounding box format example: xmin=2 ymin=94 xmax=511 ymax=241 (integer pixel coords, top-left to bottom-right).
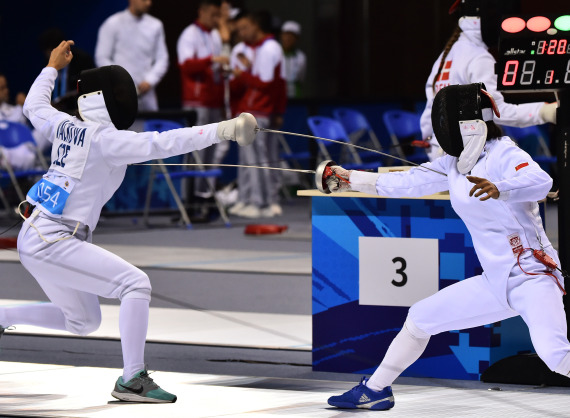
xmin=501 ymin=125 xmax=556 ymax=170
xmin=333 ymin=108 xmax=383 ymax=153
xmin=382 ymin=110 xmax=429 ymax=165
xmin=307 ymin=116 xmax=381 ymax=171
xmin=142 ymin=119 xmax=228 ymax=228
xmin=0 ymin=121 xmax=45 ymax=206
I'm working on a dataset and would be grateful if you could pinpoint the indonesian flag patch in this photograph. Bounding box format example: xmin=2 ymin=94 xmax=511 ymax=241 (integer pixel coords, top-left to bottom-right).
xmin=515 ymin=162 xmax=529 ymax=171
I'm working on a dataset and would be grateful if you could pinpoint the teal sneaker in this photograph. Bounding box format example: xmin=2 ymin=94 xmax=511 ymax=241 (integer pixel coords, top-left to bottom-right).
xmin=111 ymin=368 xmax=177 ymax=403
xmin=0 ymin=325 xmax=14 ymax=340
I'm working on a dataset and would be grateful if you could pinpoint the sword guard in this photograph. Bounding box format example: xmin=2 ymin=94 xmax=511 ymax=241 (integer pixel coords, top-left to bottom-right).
xmin=315 ymin=160 xmax=338 ymax=194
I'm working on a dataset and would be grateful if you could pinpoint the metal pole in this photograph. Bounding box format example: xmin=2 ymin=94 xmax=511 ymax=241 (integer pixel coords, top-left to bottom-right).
xmin=555 ymin=89 xmax=570 ymax=340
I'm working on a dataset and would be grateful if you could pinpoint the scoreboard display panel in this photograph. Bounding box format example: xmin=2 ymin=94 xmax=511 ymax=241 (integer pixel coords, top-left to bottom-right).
xmin=497 ymin=15 xmax=570 ymax=92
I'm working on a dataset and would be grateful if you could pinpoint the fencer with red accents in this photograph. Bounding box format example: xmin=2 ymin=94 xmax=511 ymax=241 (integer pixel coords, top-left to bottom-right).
xmin=419 ymin=0 xmax=557 ymax=161
xmin=327 ymin=84 xmax=570 ymax=410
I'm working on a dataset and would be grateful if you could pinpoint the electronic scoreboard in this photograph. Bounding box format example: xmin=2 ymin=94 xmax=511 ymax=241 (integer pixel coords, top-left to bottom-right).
xmin=497 ymin=15 xmax=570 ymax=92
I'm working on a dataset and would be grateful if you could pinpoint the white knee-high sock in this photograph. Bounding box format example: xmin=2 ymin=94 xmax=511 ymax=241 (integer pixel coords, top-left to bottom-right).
xmin=366 ymin=318 xmax=430 ymax=391
xmin=120 ymin=297 xmax=149 ymax=382
xmin=0 ymin=302 xmax=67 ymax=330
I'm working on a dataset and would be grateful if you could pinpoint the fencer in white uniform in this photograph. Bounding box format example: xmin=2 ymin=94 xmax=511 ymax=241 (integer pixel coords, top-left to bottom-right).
xmin=0 ymin=41 xmax=257 ymax=403
xmin=326 ymin=83 xmax=569 ymax=410
xmin=420 ymin=0 xmax=557 ymax=161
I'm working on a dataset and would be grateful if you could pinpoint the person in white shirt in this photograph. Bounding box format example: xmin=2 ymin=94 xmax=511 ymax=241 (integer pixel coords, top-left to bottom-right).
xmin=280 ymin=21 xmax=306 ymax=98
xmin=0 ymin=40 xmax=257 ymax=403
xmin=0 ymin=74 xmax=26 ymax=125
xmin=95 ymin=0 xmax=169 ymax=111
xmin=325 ymin=83 xmax=568 ymax=410
xmin=420 ymin=0 xmax=557 ymax=161
xmin=0 ymin=74 xmax=38 ymax=171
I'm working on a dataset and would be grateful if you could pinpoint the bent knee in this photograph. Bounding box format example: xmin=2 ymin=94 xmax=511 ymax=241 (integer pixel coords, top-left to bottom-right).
xmin=66 ymin=310 xmax=102 ymax=336
xmin=120 ymin=271 xmax=152 ymax=301
xmin=404 ymin=313 xmax=432 ymax=339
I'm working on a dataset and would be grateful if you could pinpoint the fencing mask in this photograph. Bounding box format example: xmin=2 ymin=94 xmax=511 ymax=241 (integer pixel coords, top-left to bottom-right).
xmin=431 ymin=83 xmax=500 ymax=174
xmin=77 ymin=65 xmax=138 ymax=130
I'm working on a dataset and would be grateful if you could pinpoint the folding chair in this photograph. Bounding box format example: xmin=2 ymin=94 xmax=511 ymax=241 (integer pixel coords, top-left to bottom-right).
xmin=142 ymin=119 xmax=229 ymax=228
xmin=0 ymin=121 xmax=45 ymax=206
xmin=382 ymin=110 xmax=429 ymax=164
xmin=333 ymin=108 xmax=383 ymax=152
xmin=307 ymin=116 xmax=381 ymax=171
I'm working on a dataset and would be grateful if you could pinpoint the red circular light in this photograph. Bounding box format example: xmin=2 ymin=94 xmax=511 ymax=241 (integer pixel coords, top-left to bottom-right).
xmin=527 ymin=16 xmax=551 ymax=32
xmin=502 ymin=17 xmax=526 ymax=33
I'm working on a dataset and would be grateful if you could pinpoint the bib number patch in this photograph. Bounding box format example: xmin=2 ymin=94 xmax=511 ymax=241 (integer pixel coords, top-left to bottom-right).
xmin=27 ymin=176 xmax=75 ymax=216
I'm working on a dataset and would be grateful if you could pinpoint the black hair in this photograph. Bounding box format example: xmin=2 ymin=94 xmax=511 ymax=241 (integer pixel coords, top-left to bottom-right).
xmin=38 ymin=27 xmax=66 ymax=51
xmin=432 ymin=25 xmax=462 ymax=93
xmin=485 ymin=121 xmax=503 ymax=140
xmin=199 ymin=0 xmax=222 ymax=7
xmin=233 ymin=9 xmax=248 ymax=22
xmin=240 ymin=10 xmax=273 ymax=34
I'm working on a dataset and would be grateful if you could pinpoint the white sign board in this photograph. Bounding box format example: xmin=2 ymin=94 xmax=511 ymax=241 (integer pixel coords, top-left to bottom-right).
xmin=359 ymin=237 xmax=439 ymax=307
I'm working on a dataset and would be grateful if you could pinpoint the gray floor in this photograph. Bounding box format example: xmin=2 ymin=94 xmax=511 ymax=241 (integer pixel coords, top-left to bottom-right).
xmin=0 ymin=197 xmax=568 ymax=417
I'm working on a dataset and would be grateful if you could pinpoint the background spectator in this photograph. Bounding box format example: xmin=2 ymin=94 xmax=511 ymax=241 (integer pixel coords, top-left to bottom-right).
xmin=95 ymin=0 xmax=169 ymax=112
xmin=228 ymin=10 xmax=286 ymax=218
xmin=280 ymin=21 xmax=306 ymax=98
xmin=177 ymin=0 xmax=229 ymax=207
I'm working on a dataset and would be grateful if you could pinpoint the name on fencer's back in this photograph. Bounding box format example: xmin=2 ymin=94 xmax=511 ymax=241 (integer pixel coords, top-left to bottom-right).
xmin=56 ymin=120 xmax=86 ymax=147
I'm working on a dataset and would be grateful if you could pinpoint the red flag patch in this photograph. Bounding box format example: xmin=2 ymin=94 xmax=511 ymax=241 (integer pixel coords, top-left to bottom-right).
xmin=515 ymin=162 xmax=529 ymax=171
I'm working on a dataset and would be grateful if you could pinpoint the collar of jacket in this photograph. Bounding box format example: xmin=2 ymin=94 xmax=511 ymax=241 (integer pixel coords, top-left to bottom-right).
xmin=246 ymin=34 xmax=274 ymax=48
xmin=458 ymin=16 xmax=485 ymax=48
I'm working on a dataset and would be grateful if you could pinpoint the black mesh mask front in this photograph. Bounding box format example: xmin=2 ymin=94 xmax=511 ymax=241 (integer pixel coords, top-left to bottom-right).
xmin=77 ymin=65 xmax=138 ymax=130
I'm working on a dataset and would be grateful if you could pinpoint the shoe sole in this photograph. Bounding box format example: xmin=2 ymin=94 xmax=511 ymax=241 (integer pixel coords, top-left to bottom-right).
xmin=328 ymin=400 xmax=394 ymax=410
xmin=111 ymin=391 xmax=177 ymax=403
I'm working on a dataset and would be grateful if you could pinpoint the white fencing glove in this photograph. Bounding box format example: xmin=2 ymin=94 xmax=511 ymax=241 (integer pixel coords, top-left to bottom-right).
xmin=326 ymin=165 xmax=352 ymax=193
xmin=539 ymin=102 xmax=557 ymax=124
xmin=216 ymin=112 xmax=258 ymax=146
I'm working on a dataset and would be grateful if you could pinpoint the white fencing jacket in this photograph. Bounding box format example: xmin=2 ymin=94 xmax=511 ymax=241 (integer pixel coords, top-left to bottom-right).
xmin=420 ymin=17 xmax=545 ymax=141
xmin=350 ymin=137 xmax=555 ymax=303
xmin=23 ymin=67 xmax=220 ymax=231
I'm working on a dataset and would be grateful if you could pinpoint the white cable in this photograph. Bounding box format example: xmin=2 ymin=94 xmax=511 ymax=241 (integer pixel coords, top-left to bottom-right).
xmin=18 ymin=200 xmax=81 ymax=244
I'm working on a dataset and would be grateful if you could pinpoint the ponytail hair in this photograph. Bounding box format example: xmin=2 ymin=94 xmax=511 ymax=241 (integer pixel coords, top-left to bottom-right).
xmin=433 ymin=25 xmax=462 ymax=93
xmin=485 ymin=121 xmax=504 ymax=140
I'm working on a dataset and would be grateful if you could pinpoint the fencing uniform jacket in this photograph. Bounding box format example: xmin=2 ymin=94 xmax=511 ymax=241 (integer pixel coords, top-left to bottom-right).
xmin=177 ymin=22 xmax=224 ymax=109
xmin=23 ymin=67 xmax=221 ymax=231
xmin=95 ymin=9 xmax=169 ymax=111
xmin=350 ymin=137 xmax=555 ymax=304
xmin=420 ymin=17 xmax=545 ymax=144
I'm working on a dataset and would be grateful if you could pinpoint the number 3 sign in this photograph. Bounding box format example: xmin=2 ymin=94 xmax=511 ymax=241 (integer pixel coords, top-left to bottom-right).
xmin=359 ymin=237 xmax=439 ymax=307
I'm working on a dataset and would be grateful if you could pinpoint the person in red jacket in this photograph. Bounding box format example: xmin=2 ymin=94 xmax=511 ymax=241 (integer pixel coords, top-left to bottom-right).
xmin=228 ymin=10 xmax=287 ymax=218
xmin=177 ymin=0 xmax=230 ymax=207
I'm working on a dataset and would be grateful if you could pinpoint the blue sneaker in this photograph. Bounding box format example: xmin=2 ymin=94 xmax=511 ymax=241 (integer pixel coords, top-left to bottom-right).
xmin=328 ymin=377 xmax=395 ymax=410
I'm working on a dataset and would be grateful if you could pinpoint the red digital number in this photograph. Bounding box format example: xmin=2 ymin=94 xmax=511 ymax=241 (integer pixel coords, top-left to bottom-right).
xmin=545 ymin=70 xmax=554 ymax=84
xmin=537 ymin=40 xmax=546 ymax=54
xmin=547 ymin=40 xmax=557 ymax=55
xmin=558 ymin=39 xmax=568 ymax=55
xmin=502 ymin=60 xmax=519 ymax=86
